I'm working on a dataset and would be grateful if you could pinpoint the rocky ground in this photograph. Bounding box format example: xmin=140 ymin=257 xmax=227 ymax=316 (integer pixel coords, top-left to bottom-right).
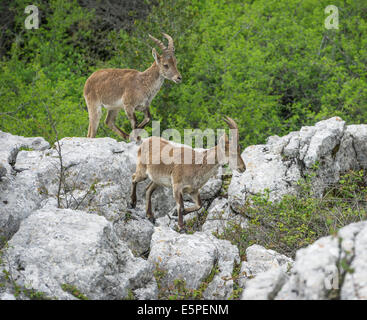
xmin=0 ymin=116 xmax=367 ymax=300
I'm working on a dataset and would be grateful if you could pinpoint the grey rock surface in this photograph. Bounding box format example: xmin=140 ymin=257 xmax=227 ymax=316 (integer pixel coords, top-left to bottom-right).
xmin=113 ymin=213 xmax=154 ymax=256
xmin=1 ymin=208 xmax=157 ymax=300
xmin=148 ymin=226 xmax=239 ymax=299
xmin=202 ymin=197 xmax=248 ymax=235
xmin=240 ymin=221 xmax=367 ymax=300
xmin=229 ymin=117 xmax=367 ymax=214
xmin=0 ymin=292 xmax=16 ymax=300
xmin=0 ymin=130 xmax=49 ymax=176
xmin=239 ymin=244 xmax=293 ymax=286
xmin=240 ymin=267 xmax=289 ymax=300
xmin=2 ymin=117 xmax=367 ymax=300
xmin=239 ymin=244 xmax=293 ymax=300
xmin=0 ymin=131 xmax=50 ymax=240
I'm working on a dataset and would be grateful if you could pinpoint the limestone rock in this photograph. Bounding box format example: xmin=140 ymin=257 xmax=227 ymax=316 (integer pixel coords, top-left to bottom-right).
xmin=229 ymin=117 xmax=367 ymax=214
xmin=1 ymin=208 xmax=157 ymax=300
xmin=148 ymin=226 xmax=239 ymax=299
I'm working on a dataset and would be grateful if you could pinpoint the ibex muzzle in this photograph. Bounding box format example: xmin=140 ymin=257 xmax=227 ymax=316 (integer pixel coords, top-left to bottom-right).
xmin=84 ymin=33 xmax=181 ymax=141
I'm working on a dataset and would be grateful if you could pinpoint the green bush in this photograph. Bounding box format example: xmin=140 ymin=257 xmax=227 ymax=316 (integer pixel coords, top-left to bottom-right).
xmin=217 ymin=170 xmax=367 ymax=258
xmin=0 ymin=0 xmax=366 ymax=148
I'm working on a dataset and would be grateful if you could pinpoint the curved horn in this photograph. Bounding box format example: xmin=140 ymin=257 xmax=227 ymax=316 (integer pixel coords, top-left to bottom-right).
xmin=223 ymin=116 xmax=238 ymax=129
xmin=148 ymin=34 xmax=166 ymax=51
xmin=223 ymin=116 xmax=239 ymax=142
xmin=162 ymin=33 xmax=174 ymax=52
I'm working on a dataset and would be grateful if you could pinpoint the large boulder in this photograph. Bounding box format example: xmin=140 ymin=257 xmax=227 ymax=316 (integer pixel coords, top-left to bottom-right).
xmin=113 ymin=212 xmax=154 ymax=256
xmin=1 ymin=208 xmax=157 ymax=300
xmin=148 ymin=226 xmax=239 ymax=299
xmin=239 ymin=245 xmax=293 ymax=300
xmin=229 ymin=117 xmax=367 ymax=213
xmin=239 ymin=221 xmax=367 ymax=300
xmin=276 ymin=221 xmax=367 ymax=300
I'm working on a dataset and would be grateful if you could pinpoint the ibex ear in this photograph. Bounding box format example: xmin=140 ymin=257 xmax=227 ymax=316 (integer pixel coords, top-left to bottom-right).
xmin=152 ymin=48 xmax=160 ymax=65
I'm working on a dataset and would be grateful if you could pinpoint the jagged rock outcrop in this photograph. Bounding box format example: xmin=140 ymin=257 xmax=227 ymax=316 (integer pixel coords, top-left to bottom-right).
xmin=241 ymin=221 xmax=367 ymax=300
xmin=1 ymin=116 xmax=367 ymax=300
xmin=229 ymin=117 xmax=367 ymax=213
xmin=2 ymin=208 xmax=157 ymax=300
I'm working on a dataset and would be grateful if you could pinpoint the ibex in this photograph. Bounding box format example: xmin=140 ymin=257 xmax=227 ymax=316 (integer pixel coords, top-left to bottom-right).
xmin=129 ymin=117 xmax=246 ymax=232
xmin=84 ymin=33 xmax=181 ymax=140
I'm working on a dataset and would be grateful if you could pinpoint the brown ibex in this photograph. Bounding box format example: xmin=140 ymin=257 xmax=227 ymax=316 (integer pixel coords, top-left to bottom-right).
xmin=129 ymin=117 xmax=246 ymax=232
xmin=84 ymin=33 xmax=181 ymax=140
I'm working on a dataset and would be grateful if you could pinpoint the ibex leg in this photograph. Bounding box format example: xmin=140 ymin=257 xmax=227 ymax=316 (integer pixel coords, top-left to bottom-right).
xmin=87 ymin=104 xmax=102 ymax=138
xmin=173 ymin=186 xmax=185 ymax=232
xmin=129 ymin=167 xmax=147 ymax=208
xmin=125 ymin=108 xmax=137 ymax=130
xmin=145 ymin=181 xmax=158 ymax=223
xmin=183 ymin=191 xmax=202 ymax=215
xmin=105 ymin=109 xmax=130 ymax=140
xmin=137 ymin=108 xmax=152 ymax=129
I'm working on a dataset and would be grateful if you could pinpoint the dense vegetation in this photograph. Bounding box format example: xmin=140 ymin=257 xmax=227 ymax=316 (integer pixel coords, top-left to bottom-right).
xmin=0 ymin=0 xmax=366 ymax=147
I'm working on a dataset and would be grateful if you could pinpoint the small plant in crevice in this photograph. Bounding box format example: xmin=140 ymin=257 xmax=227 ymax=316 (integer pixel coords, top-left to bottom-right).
xmin=153 ymin=262 xmax=220 ymax=300
xmin=61 ymin=283 xmax=89 ymax=300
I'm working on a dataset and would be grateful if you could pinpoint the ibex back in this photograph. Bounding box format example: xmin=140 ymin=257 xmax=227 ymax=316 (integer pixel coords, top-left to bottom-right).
xmin=84 ymin=33 xmax=181 ymax=140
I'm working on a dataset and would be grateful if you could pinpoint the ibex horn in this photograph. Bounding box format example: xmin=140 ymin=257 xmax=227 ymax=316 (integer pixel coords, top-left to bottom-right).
xmin=162 ymin=33 xmax=174 ymax=52
xmin=148 ymin=34 xmax=166 ymax=52
xmin=223 ymin=116 xmax=239 ymax=142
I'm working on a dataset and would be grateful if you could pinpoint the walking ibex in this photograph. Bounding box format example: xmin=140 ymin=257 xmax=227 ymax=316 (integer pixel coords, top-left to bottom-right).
xmin=129 ymin=117 xmax=246 ymax=232
xmin=84 ymin=33 xmax=181 ymax=140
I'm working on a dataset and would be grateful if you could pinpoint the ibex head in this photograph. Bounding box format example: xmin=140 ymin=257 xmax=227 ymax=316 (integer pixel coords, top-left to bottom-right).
xmin=149 ymin=33 xmax=182 ymax=83
xmin=219 ymin=116 xmax=246 ymax=173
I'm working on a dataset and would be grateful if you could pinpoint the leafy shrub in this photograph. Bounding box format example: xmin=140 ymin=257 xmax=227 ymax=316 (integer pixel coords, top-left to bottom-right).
xmin=217 ymin=170 xmax=367 ymax=258
xmin=1 ymin=0 xmax=366 ymax=148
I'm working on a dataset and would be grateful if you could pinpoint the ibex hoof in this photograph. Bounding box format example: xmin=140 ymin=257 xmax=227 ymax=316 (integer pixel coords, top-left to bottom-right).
xmin=127 ymin=201 xmax=136 ymax=209
xmin=178 ymin=227 xmax=186 ymax=234
xmin=148 ymin=216 xmax=156 ymax=224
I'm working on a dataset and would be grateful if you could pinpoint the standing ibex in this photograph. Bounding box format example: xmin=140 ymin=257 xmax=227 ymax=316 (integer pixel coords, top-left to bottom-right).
xmin=84 ymin=33 xmax=181 ymax=140
xmin=129 ymin=117 xmax=246 ymax=232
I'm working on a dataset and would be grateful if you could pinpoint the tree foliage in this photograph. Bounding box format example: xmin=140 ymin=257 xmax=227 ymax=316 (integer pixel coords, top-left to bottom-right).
xmin=0 ymin=0 xmax=366 ymax=147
